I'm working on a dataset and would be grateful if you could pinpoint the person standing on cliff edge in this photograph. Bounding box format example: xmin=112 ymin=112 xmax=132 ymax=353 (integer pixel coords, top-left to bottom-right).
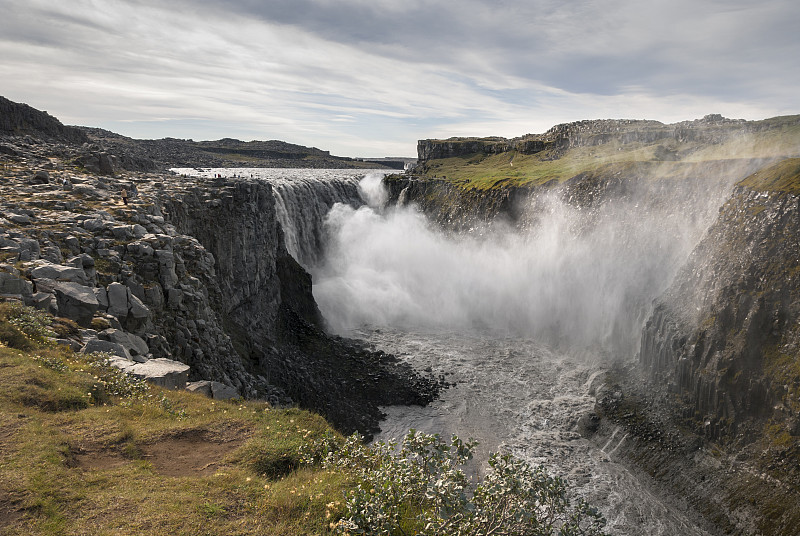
xmin=121 ymin=188 xmax=128 ymax=205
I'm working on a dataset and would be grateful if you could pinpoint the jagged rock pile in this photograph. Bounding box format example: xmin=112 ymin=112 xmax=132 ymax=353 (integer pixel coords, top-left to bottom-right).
xmin=0 ymin=167 xmax=264 ymax=400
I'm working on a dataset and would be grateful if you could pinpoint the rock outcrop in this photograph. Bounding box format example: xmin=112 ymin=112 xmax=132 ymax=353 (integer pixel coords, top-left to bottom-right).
xmin=0 ymin=107 xmax=439 ymax=436
xmin=583 ymin=159 xmax=800 ymax=535
xmin=414 ymin=115 xmax=794 ymax=166
xmin=0 ymin=96 xmax=89 ymax=145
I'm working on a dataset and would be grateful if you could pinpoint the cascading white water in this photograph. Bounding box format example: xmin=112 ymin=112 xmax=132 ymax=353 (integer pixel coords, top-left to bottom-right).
xmin=171 ymin=167 xmax=382 ymax=268
xmin=308 ymin=171 xmax=735 ymax=536
xmin=173 ymin=166 xmax=735 ymax=535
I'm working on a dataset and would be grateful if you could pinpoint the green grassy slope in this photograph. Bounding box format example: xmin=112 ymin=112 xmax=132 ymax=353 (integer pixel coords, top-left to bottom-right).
xmin=0 ymin=304 xmax=351 ymax=536
xmin=417 ymin=116 xmax=800 ymax=190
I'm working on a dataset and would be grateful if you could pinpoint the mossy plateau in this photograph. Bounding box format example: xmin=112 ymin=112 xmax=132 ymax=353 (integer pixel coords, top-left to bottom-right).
xmin=736 ymin=157 xmax=800 ymax=194
xmin=415 ymin=115 xmax=800 ymax=190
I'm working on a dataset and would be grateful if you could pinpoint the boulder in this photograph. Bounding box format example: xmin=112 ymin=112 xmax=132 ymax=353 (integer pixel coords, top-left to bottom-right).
xmin=29 ymin=170 xmax=50 ymax=184
xmin=81 ymin=338 xmax=132 ymax=360
xmin=128 ymin=293 xmax=150 ymax=320
xmin=107 ymin=282 xmax=129 ymax=318
xmin=186 ymin=380 xmax=239 ymax=400
xmin=105 ymin=282 xmax=151 ymax=328
xmin=82 ymin=218 xmax=107 ymax=232
xmin=53 ymin=282 xmax=99 ymax=327
xmin=129 ymin=358 xmax=190 ymax=390
xmin=93 ymin=286 xmax=109 ymax=310
xmin=9 ymin=214 xmax=32 ymax=225
xmin=29 ymin=291 xmax=56 ymax=313
xmin=98 ymin=328 xmax=149 ymax=356
xmin=98 ymin=152 xmax=117 ymax=175
xmin=0 ymin=272 xmax=33 ymax=296
xmin=186 ymin=380 xmax=212 ymax=397
xmin=211 ymin=381 xmax=239 ymax=400
xmin=30 ymin=261 xmax=88 ymax=285
xmin=17 ymin=238 xmax=40 ymax=261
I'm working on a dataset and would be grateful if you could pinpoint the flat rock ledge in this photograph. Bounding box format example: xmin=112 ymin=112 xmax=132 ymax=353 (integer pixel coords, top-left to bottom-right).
xmin=107 ymin=356 xmax=190 ymax=390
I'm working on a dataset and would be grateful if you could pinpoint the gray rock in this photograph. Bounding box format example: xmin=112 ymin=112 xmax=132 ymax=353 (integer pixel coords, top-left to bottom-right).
xmin=9 ymin=214 xmax=32 ymax=225
xmin=185 ymin=380 xmax=239 ymax=400
xmin=82 ymin=218 xmax=107 ymax=232
xmin=128 ymin=293 xmax=150 ymax=319
xmin=40 ymin=245 xmax=62 ymax=264
xmin=93 ymin=286 xmax=109 ymax=310
xmin=18 ymin=238 xmax=40 ymax=261
xmin=129 ymin=358 xmax=190 ymax=390
xmin=0 ymin=272 xmax=33 ymax=295
xmin=132 ymin=224 xmax=147 ymax=238
xmin=29 ymin=170 xmax=50 ymax=184
xmin=78 ymin=253 xmax=95 ymax=267
xmin=53 ymin=281 xmax=99 ymax=327
xmin=186 ymin=380 xmax=212 ymax=397
xmin=82 ymin=338 xmax=132 ymax=360
xmin=98 ymin=153 xmax=117 ymax=175
xmin=107 ymin=282 xmax=129 ymax=318
xmin=110 ymin=225 xmax=133 ymax=240
xmin=211 ymin=381 xmax=239 ymax=400
xmin=64 ymin=236 xmax=80 ymax=254
xmin=30 ymin=262 xmax=88 ymax=285
xmin=29 ymin=291 xmax=55 ymax=312
xmin=98 ymin=328 xmax=149 ymax=356
xmin=72 ymin=185 xmax=108 ymax=200
xmin=105 ymin=355 xmax=135 ymax=373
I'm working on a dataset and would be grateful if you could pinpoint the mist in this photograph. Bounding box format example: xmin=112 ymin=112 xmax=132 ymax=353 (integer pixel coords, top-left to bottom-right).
xmin=312 ymin=171 xmax=735 ymax=359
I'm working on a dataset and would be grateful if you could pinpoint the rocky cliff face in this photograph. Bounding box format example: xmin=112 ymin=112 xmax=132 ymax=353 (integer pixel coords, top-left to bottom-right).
xmin=160 ymin=177 xmax=440 ymax=435
xmin=383 ymin=174 xmax=534 ymax=230
xmin=586 ymin=159 xmax=800 ymax=535
xmin=640 ymin=160 xmax=800 ymax=443
xmin=0 ymin=133 xmax=438 ymax=438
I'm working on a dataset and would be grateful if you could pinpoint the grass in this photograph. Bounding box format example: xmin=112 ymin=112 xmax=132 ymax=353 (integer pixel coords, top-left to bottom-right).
xmin=736 ymin=158 xmax=800 ymax=194
xmin=416 ymin=118 xmax=800 ymax=189
xmin=0 ymin=307 xmax=355 ymax=535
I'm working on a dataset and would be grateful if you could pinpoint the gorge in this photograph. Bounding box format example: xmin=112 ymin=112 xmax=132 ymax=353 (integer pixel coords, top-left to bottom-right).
xmin=2 ymin=98 xmax=800 ymax=534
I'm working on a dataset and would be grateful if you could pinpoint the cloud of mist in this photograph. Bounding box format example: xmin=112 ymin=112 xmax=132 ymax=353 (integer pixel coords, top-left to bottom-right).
xmin=312 ymin=171 xmax=737 ymax=359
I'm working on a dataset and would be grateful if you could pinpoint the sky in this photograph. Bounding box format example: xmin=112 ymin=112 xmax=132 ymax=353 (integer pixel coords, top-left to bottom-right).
xmin=1 ymin=0 xmax=798 ymax=157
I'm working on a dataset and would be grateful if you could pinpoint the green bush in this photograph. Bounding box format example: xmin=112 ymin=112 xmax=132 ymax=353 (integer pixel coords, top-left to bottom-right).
xmin=303 ymin=430 xmax=607 ymax=536
xmin=2 ymin=302 xmax=56 ymax=342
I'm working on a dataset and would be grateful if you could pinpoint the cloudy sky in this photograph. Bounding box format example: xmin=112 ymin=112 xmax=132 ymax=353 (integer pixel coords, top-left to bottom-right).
xmin=1 ymin=0 xmax=798 ymax=157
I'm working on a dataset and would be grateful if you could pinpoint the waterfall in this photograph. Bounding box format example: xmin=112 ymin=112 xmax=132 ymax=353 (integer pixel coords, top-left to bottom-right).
xmin=269 ymin=173 xmax=363 ymax=268
xmin=171 ymin=167 xmax=384 ymax=270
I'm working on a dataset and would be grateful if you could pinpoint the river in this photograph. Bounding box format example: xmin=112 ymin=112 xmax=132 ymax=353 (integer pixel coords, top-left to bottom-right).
xmin=173 ymin=167 xmax=727 ymax=535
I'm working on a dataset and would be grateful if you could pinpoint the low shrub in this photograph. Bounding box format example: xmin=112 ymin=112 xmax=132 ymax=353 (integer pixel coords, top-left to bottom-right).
xmin=303 ymin=430 xmax=607 ymax=536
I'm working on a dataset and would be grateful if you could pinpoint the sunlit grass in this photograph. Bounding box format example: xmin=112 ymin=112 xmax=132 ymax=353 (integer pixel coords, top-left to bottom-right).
xmin=0 ymin=318 xmax=351 ymax=535
xmin=417 ymin=117 xmax=800 ymax=189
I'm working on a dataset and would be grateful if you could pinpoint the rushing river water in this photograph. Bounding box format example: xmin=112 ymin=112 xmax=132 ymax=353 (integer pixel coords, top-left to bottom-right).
xmin=356 ymin=327 xmax=708 ymax=536
xmin=172 ymin=167 xmax=727 ymax=535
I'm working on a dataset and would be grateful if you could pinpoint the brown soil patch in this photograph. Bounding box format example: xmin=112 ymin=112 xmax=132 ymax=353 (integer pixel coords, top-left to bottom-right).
xmin=0 ymin=490 xmax=23 ymax=530
xmin=73 ymin=449 xmax=129 ymax=471
xmin=74 ymin=423 xmax=252 ymax=477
